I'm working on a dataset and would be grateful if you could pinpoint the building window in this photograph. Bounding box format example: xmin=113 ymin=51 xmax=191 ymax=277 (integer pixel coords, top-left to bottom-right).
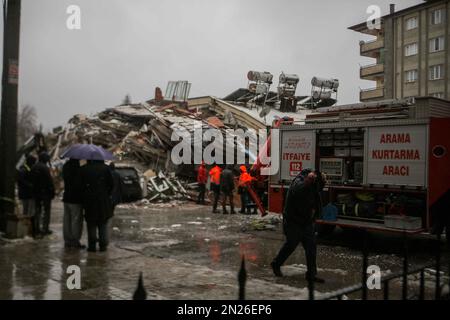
xmin=431 ymin=9 xmax=444 ymax=25
xmin=429 ymin=64 xmax=444 ymax=80
xmin=431 ymin=92 xmax=444 ymax=99
xmin=406 ymin=17 xmax=418 ymax=30
xmin=405 ymin=43 xmax=418 ymax=56
xmin=429 ymin=36 xmax=444 ymax=52
xmin=405 ymin=69 xmax=418 ymax=83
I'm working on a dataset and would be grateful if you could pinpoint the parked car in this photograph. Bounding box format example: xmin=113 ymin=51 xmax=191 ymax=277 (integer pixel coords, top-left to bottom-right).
xmin=115 ymin=166 xmax=143 ymax=203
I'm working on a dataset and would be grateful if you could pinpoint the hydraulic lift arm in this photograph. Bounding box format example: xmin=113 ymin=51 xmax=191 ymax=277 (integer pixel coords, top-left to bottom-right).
xmin=249 ymin=117 xmax=293 ymax=216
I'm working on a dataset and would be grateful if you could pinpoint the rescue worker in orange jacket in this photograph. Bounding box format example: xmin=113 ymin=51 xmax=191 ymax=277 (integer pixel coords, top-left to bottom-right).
xmin=196 ymin=161 xmax=207 ymax=205
xmin=209 ymin=163 xmax=222 ymax=213
xmin=238 ymin=165 xmax=256 ymax=214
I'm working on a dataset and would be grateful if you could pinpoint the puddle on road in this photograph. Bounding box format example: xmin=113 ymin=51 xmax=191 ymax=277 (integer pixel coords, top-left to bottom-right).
xmin=8 ymin=256 xmax=63 ymax=300
xmin=111 ymin=212 xmax=338 ymax=272
xmin=1 ymin=203 xmax=445 ymax=300
xmin=110 ymin=208 xmax=445 ymax=293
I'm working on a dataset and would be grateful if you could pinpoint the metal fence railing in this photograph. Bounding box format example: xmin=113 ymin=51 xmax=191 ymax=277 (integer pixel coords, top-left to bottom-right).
xmin=317 ymin=234 xmax=449 ymax=300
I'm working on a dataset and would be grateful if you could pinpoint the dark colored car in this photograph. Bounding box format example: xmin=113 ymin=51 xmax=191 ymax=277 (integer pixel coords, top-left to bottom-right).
xmin=115 ymin=167 xmax=143 ymax=203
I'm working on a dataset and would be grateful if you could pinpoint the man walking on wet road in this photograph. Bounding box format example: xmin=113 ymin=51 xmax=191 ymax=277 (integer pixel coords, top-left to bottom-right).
xmin=271 ymin=169 xmax=325 ymax=283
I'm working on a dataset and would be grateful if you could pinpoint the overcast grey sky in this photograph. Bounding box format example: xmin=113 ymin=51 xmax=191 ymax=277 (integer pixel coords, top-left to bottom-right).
xmin=4 ymin=0 xmax=422 ymax=129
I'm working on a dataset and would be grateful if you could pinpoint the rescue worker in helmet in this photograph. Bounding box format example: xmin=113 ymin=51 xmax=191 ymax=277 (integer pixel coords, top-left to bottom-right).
xmin=209 ymin=163 xmax=222 ymax=213
xmin=238 ymin=165 xmax=256 ymax=214
xmin=196 ymin=161 xmax=207 ymax=205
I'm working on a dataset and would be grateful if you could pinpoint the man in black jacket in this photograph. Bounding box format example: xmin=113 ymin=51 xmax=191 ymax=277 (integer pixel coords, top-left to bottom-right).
xmin=80 ymin=160 xmax=114 ymax=252
xmin=31 ymin=152 xmax=55 ymax=238
xmin=220 ymin=165 xmax=236 ymax=214
xmin=271 ymin=169 xmax=325 ymax=283
xmin=17 ymin=155 xmax=36 ymax=216
xmin=62 ymin=159 xmax=85 ymax=249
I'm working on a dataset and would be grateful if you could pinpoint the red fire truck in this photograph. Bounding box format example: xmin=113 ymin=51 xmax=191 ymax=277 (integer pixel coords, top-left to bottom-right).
xmin=267 ymin=97 xmax=450 ymax=236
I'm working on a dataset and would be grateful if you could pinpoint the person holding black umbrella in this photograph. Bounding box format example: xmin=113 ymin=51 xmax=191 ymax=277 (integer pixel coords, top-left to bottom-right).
xmin=61 ymin=144 xmax=115 ymax=252
xmin=62 ymin=158 xmax=85 ymax=249
xmin=80 ymin=159 xmax=114 ymax=252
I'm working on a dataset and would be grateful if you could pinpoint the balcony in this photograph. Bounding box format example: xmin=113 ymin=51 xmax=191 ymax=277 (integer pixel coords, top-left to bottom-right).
xmin=360 ymin=37 xmax=384 ymax=58
xmin=360 ymin=87 xmax=384 ymax=101
xmin=360 ymin=63 xmax=384 ymax=80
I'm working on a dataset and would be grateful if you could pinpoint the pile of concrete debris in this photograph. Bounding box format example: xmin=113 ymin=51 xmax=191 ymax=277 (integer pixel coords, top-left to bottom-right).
xmin=46 ymin=91 xmax=257 ymax=203
xmin=50 ymin=100 xmax=253 ymax=168
xmin=143 ymin=169 xmax=196 ymax=202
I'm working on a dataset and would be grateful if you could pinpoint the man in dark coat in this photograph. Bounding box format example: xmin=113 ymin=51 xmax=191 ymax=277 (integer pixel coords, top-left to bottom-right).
xmin=17 ymin=155 xmax=36 ymax=216
xmin=62 ymin=159 xmax=85 ymax=249
xmin=271 ymin=169 xmax=325 ymax=283
xmin=80 ymin=160 xmax=114 ymax=252
xmin=31 ymin=152 xmax=55 ymax=237
xmin=220 ymin=165 xmax=236 ymax=214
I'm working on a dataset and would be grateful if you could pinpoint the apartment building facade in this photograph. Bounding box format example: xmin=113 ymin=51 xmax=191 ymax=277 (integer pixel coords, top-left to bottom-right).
xmin=349 ymin=0 xmax=450 ymax=102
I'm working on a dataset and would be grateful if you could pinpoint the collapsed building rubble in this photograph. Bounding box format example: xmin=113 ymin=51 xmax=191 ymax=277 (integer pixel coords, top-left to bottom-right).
xmin=145 ymin=171 xmax=192 ymax=202
xmin=46 ymin=87 xmax=263 ymax=203
xmin=45 ymin=71 xmax=332 ymax=204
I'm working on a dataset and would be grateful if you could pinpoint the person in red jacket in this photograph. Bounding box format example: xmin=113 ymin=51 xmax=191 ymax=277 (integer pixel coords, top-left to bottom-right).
xmin=238 ymin=165 xmax=256 ymax=214
xmin=209 ymin=163 xmax=222 ymax=213
xmin=196 ymin=161 xmax=207 ymax=205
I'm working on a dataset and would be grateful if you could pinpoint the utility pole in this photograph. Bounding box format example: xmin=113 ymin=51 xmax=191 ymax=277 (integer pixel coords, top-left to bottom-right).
xmin=0 ymin=0 xmax=21 ymax=232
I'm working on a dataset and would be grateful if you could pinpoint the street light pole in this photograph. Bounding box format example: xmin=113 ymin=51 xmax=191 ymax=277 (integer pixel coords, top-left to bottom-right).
xmin=0 ymin=0 xmax=21 ymax=232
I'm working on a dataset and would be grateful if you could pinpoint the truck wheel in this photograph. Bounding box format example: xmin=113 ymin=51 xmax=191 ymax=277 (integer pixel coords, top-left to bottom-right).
xmin=317 ymin=224 xmax=336 ymax=237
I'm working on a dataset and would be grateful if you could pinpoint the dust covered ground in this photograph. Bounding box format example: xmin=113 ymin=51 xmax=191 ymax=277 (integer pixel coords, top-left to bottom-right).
xmin=0 ymin=200 xmax=448 ymax=300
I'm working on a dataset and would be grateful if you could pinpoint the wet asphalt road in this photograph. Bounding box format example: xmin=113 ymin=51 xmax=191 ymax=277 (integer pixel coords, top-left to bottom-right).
xmin=0 ymin=200 xmax=448 ymax=300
